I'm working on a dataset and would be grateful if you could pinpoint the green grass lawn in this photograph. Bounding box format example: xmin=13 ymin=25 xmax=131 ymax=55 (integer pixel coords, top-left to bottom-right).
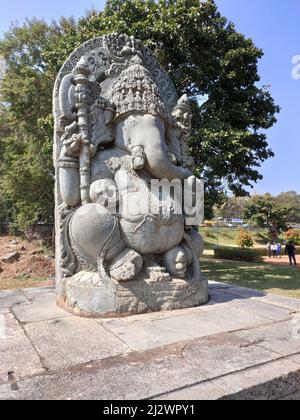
xmin=199 ymin=226 xmax=270 ymax=251
xmin=202 ymin=258 xmax=300 ymax=299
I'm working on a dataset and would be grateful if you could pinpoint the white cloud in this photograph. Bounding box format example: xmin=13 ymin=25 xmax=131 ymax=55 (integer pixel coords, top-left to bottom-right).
xmin=292 ymin=55 xmax=300 ymax=80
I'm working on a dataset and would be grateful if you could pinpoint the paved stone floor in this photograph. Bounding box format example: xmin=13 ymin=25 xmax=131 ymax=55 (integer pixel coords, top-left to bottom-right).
xmin=1 ymin=282 xmax=300 ymax=400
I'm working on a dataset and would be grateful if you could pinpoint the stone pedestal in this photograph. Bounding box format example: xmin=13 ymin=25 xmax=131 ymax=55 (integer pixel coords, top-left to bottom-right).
xmin=58 ymin=268 xmax=208 ymax=318
xmin=2 ymin=284 xmax=300 ymax=400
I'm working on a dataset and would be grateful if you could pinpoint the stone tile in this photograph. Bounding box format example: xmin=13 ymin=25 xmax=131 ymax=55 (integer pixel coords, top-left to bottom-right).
xmin=289 ymin=354 xmax=300 ymax=365
xmin=208 ymin=289 xmax=249 ymax=305
xmin=22 ymin=286 xmax=55 ymax=302
xmin=102 ymin=304 xmax=209 ymax=326
xmin=0 ymin=347 xmax=203 ymax=400
xmin=0 ymin=308 xmax=10 ymax=315
xmin=157 ymin=380 xmax=228 ymax=400
xmin=0 ymin=332 xmax=282 ymax=400
xmin=234 ymin=300 xmax=292 ymax=322
xmin=0 ymin=290 xmax=29 ymax=308
xmin=280 ymin=390 xmax=300 ymax=400
xmin=0 ymin=285 xmax=299 ymax=400
xmin=102 ymin=306 xmax=271 ymax=351
xmin=182 ymin=333 xmax=279 ymax=380
xmin=233 ymin=318 xmax=300 ymax=357
xmin=24 ymin=316 xmax=129 ymax=370
xmin=208 ymin=293 xmax=292 ymax=322
xmin=0 ymin=313 xmax=44 ymax=382
xmin=12 ymin=296 xmax=70 ymax=324
xmin=218 ymin=358 xmax=300 ymax=400
xmin=160 ymin=357 xmax=300 ymax=401
xmin=100 ymin=297 xmax=234 ymax=327
xmin=209 ymin=282 xmax=264 ymax=300
xmin=158 ymin=356 xmax=300 ymax=400
xmin=258 ymin=295 xmax=300 ymax=312
xmin=223 ymin=286 xmax=265 ymax=299
xmin=208 ymin=281 xmax=232 ymax=289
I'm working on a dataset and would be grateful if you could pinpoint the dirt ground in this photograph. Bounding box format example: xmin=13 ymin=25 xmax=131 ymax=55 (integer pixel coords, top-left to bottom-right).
xmin=0 ymin=235 xmax=55 ymax=290
xmin=262 ymin=255 xmax=299 ymax=268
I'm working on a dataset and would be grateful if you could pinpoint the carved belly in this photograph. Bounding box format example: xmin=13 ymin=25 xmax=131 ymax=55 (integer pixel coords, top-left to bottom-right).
xmin=119 ymin=214 xmax=184 ymax=255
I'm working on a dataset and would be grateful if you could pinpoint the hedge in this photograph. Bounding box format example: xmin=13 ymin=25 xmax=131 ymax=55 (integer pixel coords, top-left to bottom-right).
xmin=214 ymin=247 xmax=263 ymax=262
xmin=213 ymin=246 xmax=300 ymax=262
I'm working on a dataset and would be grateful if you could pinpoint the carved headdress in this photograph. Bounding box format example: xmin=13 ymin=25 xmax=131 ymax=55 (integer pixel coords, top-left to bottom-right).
xmin=108 ymin=55 xmax=168 ymax=121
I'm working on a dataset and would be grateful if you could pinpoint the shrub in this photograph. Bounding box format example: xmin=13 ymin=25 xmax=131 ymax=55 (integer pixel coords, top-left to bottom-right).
xmin=204 ymin=221 xmax=214 ymax=227
xmin=214 ymin=247 xmax=263 ymax=262
xmin=204 ymin=231 xmax=216 ymax=239
xmin=285 ymin=229 xmax=300 ymax=245
xmin=236 ymin=229 xmax=254 ymax=248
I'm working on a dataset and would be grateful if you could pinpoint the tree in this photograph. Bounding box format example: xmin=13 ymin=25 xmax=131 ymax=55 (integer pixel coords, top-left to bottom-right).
xmin=285 ymin=229 xmax=300 ymax=245
xmin=0 ymin=19 xmax=73 ymax=231
xmin=236 ymin=229 xmax=254 ymax=248
xmin=216 ymin=196 xmax=250 ymax=220
xmin=0 ymin=0 xmax=279 ymax=231
xmin=244 ymin=199 xmax=289 ymax=237
xmin=0 ymin=57 xmax=5 ymax=79
xmin=274 ymin=191 xmax=300 ymax=224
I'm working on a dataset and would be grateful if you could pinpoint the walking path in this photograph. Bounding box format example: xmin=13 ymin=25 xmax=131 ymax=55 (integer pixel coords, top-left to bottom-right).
xmin=262 ymin=255 xmax=299 ymax=268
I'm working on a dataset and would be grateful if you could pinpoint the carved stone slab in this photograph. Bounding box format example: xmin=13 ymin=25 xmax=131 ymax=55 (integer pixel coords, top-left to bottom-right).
xmin=53 ymin=34 xmax=208 ymax=317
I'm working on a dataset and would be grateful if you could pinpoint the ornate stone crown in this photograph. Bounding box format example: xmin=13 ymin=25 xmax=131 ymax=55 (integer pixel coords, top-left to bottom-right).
xmin=108 ymin=55 xmax=168 ymax=121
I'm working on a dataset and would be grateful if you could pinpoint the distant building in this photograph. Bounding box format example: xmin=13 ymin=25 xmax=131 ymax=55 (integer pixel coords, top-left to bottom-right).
xmin=228 ymin=218 xmax=248 ymax=228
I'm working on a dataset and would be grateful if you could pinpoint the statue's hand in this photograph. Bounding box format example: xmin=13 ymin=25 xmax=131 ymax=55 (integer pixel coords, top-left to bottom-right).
xmin=131 ymin=145 xmax=146 ymax=170
xmin=61 ymin=134 xmax=96 ymax=159
xmin=90 ymin=179 xmax=118 ymax=212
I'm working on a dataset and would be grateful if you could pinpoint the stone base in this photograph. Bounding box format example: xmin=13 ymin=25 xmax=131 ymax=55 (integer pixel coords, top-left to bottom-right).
xmin=2 ymin=283 xmax=300 ymax=400
xmin=59 ymin=268 xmax=209 ymax=318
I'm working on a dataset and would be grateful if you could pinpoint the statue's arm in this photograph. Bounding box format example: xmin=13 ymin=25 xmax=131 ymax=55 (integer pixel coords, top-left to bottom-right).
xmin=58 ymin=146 xmax=81 ymax=207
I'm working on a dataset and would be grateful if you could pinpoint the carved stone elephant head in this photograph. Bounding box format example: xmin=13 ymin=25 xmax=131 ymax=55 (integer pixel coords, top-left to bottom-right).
xmin=114 ymin=113 xmax=193 ymax=181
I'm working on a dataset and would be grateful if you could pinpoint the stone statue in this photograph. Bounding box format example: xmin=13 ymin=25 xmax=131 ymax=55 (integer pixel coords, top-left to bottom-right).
xmin=53 ymin=34 xmax=208 ymax=316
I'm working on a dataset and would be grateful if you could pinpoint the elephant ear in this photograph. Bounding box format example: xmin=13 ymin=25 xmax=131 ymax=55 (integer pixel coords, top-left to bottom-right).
xmin=168 ymin=95 xmax=194 ymax=170
xmin=171 ymin=94 xmax=192 ymax=137
xmin=58 ymin=74 xmax=77 ymax=121
xmin=90 ymin=99 xmax=116 ymax=148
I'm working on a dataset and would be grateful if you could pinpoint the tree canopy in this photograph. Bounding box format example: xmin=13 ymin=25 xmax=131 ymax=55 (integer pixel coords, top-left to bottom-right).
xmin=0 ymin=0 xmax=279 ymax=231
xmin=217 ymin=192 xmax=300 ymax=229
xmin=244 ymin=197 xmax=290 ymax=237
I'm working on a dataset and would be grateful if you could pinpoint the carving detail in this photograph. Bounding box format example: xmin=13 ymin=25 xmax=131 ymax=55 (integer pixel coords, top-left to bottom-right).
xmin=53 ymin=34 xmax=208 ymax=316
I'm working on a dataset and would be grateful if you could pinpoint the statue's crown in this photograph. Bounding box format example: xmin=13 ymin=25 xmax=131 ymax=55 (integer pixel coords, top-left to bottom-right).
xmin=109 ymin=55 xmax=167 ymax=121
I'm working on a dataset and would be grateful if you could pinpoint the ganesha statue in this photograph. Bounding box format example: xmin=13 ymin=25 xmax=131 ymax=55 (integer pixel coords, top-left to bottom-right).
xmin=53 ymin=34 xmax=208 ymax=316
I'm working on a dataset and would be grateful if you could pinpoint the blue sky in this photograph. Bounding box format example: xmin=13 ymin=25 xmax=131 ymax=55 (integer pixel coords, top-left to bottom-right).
xmin=0 ymin=0 xmax=299 ymax=195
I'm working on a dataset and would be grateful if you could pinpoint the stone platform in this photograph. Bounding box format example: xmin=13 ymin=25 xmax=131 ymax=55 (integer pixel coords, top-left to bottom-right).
xmin=1 ymin=283 xmax=300 ymax=400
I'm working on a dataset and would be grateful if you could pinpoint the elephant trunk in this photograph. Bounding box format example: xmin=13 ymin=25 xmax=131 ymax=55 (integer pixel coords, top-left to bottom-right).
xmin=143 ymin=135 xmax=192 ymax=181
xmin=118 ymin=114 xmax=192 ymax=181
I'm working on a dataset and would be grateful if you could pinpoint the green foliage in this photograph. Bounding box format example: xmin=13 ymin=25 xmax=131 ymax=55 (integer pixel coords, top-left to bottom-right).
xmin=0 ymin=20 xmax=61 ymax=230
xmin=215 ymin=196 xmax=250 ymax=219
xmin=274 ymin=191 xmax=300 ymax=223
xmin=244 ymin=198 xmax=289 ymax=236
xmin=236 ymin=229 xmax=254 ymax=248
xmin=214 ymin=246 xmax=263 ymax=262
xmin=285 ymin=229 xmax=300 ymax=245
xmin=202 ymin=258 xmax=300 ymax=299
xmin=0 ymin=0 xmax=279 ymax=232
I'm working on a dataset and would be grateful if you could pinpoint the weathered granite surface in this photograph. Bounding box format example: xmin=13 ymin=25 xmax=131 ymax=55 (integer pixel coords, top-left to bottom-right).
xmin=1 ymin=283 xmax=300 ymax=400
xmin=53 ymin=33 xmax=208 ymax=316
